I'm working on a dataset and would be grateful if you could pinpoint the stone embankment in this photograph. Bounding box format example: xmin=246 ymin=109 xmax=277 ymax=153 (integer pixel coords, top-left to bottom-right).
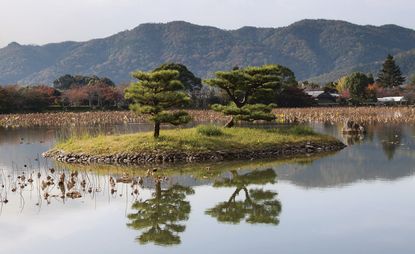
xmin=43 ymin=141 xmax=346 ymax=165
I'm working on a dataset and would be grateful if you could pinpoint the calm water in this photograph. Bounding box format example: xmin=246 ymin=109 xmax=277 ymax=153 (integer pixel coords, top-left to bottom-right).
xmin=0 ymin=123 xmax=414 ymax=254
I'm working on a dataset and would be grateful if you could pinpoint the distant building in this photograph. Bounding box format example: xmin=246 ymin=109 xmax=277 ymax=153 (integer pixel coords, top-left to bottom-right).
xmin=377 ymin=96 xmax=407 ymax=105
xmin=306 ymin=90 xmax=340 ymax=105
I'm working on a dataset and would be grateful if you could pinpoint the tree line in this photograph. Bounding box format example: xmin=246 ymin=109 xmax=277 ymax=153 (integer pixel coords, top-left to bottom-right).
xmin=0 ymin=75 xmax=124 ymax=113
xmin=0 ymin=63 xmax=315 ymax=113
xmin=0 ymin=54 xmax=413 ymax=117
xmin=311 ymin=54 xmax=413 ymax=104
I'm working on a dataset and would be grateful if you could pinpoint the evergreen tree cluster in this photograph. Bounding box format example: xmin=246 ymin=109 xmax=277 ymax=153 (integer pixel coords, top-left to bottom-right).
xmin=377 ymin=54 xmax=406 ymax=88
xmin=53 ymin=74 xmax=115 ymax=90
xmin=126 ymin=63 xmax=308 ymax=136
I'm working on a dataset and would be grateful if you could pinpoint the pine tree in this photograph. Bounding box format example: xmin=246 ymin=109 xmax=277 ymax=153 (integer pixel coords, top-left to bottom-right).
xmin=153 ymin=63 xmax=202 ymax=91
xmin=376 ymin=54 xmax=406 ymax=88
xmin=205 ymin=64 xmax=295 ymax=127
xmin=125 ymin=70 xmax=191 ymax=138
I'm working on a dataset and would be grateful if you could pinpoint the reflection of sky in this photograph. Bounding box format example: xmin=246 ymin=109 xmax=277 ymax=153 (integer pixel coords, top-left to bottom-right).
xmin=0 ymin=124 xmax=415 ymax=253
xmin=0 ymin=128 xmax=54 ymax=170
xmin=1 ymin=179 xmax=414 ymax=254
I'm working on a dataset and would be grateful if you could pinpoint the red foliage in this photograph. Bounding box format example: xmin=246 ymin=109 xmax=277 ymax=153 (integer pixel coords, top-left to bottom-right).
xmin=62 ymin=82 xmax=124 ymax=107
xmin=340 ymin=89 xmax=350 ymax=99
xmin=62 ymin=86 xmax=89 ymax=106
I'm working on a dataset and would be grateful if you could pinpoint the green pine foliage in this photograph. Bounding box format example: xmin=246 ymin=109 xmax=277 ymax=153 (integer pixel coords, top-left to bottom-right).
xmin=377 ymin=54 xmax=406 ymax=88
xmin=205 ymin=64 xmax=294 ymax=127
xmin=53 ymin=74 xmax=115 ymax=90
xmin=125 ymin=69 xmax=191 ymax=138
xmin=154 ymin=63 xmax=202 ymax=91
xmin=196 ymin=125 xmax=224 ymax=137
xmin=211 ymin=103 xmax=275 ymax=122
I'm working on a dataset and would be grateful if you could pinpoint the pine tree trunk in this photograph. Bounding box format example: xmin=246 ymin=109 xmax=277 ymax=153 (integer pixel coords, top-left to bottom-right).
xmin=225 ymin=116 xmax=235 ymax=128
xmin=154 ymin=121 xmax=161 ymax=138
xmin=155 ymin=180 xmax=162 ymax=200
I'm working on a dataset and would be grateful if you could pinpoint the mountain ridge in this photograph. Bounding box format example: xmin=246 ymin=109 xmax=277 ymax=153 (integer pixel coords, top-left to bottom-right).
xmin=1 ymin=19 xmax=415 ymax=85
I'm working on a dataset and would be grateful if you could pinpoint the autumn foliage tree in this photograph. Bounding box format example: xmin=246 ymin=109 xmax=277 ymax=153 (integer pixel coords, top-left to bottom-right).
xmin=61 ymin=87 xmax=88 ymax=107
xmin=0 ymin=85 xmax=60 ymax=112
xmin=341 ymin=72 xmax=374 ymax=103
xmin=62 ymin=83 xmax=123 ymax=108
xmin=125 ymin=70 xmax=191 ymax=138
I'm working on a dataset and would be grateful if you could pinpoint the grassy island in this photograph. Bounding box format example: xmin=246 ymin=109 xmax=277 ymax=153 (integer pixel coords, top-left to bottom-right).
xmin=43 ymin=65 xmax=346 ymax=165
xmin=44 ymin=125 xmax=345 ymax=165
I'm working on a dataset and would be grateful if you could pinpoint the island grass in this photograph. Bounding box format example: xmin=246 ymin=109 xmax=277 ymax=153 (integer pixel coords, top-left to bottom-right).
xmin=55 ymin=125 xmax=338 ymax=156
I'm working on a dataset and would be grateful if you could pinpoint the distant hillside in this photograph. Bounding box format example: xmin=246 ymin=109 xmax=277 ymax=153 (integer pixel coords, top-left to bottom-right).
xmin=1 ymin=19 xmax=415 ymax=85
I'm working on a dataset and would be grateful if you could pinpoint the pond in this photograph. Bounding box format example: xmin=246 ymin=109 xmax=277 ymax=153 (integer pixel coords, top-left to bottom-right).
xmin=0 ymin=123 xmax=414 ymax=254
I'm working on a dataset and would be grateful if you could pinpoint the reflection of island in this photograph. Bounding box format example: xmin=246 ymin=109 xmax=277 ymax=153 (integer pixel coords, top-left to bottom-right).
xmin=275 ymin=135 xmax=415 ymax=188
xmin=339 ymin=124 xmax=406 ymax=161
xmin=377 ymin=125 xmax=403 ymax=160
xmin=342 ymin=133 xmax=365 ymax=146
xmin=269 ymin=123 xmax=415 ymax=188
xmin=126 ymin=180 xmax=194 ymax=246
xmin=206 ymin=169 xmax=281 ymax=225
xmin=51 ymin=122 xmax=415 ymax=192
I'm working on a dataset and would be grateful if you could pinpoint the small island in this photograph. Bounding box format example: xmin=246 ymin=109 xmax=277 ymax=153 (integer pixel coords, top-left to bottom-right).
xmin=43 ymin=64 xmax=346 ymax=165
xmin=43 ymin=125 xmax=345 ymax=165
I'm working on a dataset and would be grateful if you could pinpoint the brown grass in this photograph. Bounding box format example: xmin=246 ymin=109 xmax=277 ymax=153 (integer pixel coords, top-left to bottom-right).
xmin=1 ymin=107 xmax=414 ymax=128
xmin=274 ymin=106 xmax=415 ymax=124
xmin=0 ymin=110 xmax=225 ymax=128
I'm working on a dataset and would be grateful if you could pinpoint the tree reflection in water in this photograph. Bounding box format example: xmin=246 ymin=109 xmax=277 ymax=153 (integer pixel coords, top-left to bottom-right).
xmin=126 ymin=180 xmax=194 ymax=246
xmin=206 ymin=168 xmax=281 ymax=225
xmin=343 ymin=133 xmax=365 ymax=146
xmin=378 ymin=125 xmax=403 ymax=160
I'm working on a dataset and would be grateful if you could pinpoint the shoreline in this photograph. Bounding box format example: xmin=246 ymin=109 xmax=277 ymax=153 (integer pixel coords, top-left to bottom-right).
xmin=43 ymin=140 xmax=346 ymax=165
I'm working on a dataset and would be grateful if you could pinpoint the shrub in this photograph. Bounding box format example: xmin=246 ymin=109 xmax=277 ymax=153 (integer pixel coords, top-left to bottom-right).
xmin=196 ymin=125 xmax=224 ymax=137
xmin=287 ymin=125 xmax=316 ymax=136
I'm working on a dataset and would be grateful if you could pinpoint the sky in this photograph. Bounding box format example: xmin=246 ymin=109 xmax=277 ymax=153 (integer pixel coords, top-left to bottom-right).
xmin=0 ymin=0 xmax=414 ymax=48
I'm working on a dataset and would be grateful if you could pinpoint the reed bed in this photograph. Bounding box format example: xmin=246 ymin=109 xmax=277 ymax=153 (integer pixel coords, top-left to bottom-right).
xmin=0 ymin=165 xmax=167 ymax=210
xmin=0 ymin=110 xmax=225 ymax=128
xmin=273 ymin=107 xmax=415 ymax=124
xmin=1 ymin=107 xmax=414 ymax=128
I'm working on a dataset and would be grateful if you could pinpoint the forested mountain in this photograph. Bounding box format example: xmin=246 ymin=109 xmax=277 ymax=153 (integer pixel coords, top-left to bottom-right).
xmin=1 ymin=19 xmax=415 ymax=85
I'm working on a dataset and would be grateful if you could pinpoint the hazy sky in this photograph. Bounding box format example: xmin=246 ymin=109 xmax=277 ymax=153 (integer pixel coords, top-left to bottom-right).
xmin=0 ymin=0 xmax=414 ymax=48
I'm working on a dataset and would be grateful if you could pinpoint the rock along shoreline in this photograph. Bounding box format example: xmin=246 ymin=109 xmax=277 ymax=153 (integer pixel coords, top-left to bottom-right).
xmin=42 ymin=140 xmax=346 ymax=165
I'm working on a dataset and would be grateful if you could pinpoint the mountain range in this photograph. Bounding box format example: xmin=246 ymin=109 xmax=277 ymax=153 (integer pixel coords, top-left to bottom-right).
xmin=1 ymin=19 xmax=415 ymax=85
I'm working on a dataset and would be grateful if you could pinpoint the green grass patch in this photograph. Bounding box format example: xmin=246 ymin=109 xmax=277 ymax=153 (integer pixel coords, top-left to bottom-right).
xmin=196 ymin=124 xmax=224 ymax=137
xmin=55 ymin=125 xmax=338 ymax=156
xmin=283 ymin=125 xmax=316 ymax=136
